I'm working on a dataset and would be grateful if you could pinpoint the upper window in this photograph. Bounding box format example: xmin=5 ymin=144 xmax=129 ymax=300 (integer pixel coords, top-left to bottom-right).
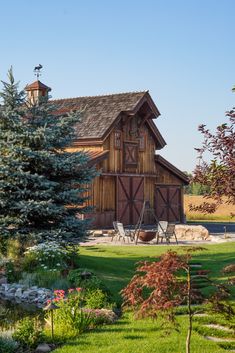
xmin=138 ymin=131 xmax=146 ymax=151
xmin=124 ymin=142 xmax=138 ymax=166
xmin=114 ymin=130 xmax=122 ymax=149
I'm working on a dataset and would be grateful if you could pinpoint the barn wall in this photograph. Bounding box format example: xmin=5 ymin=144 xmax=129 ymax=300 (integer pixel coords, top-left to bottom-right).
xmin=102 ymin=114 xmax=157 ymax=174
xmin=156 ymin=163 xmax=184 ymax=185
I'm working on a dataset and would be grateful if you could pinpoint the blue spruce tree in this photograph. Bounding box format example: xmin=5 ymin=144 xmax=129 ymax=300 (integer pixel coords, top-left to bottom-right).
xmin=0 ymin=68 xmax=96 ymax=250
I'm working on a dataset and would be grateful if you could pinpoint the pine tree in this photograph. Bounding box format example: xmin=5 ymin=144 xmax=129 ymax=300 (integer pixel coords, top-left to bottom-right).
xmin=0 ymin=68 xmax=96 ymax=248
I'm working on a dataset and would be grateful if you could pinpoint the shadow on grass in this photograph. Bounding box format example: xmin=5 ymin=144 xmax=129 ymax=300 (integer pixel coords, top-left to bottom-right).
xmin=123 ymin=335 xmax=146 ymax=339
xmin=79 ymin=244 xmax=235 ymax=302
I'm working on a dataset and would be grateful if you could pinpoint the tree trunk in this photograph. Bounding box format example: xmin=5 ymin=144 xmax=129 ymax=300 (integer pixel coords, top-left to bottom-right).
xmin=186 ymin=313 xmax=192 ymax=353
xmin=186 ymin=268 xmax=192 ymax=353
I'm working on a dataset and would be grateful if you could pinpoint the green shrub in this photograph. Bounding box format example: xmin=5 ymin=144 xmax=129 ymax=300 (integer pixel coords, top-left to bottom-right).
xmin=67 ymin=268 xmax=109 ymax=295
xmin=12 ymin=317 xmax=44 ymax=349
xmin=34 ymin=270 xmax=62 ymax=289
xmin=6 ymin=239 xmax=23 ymax=260
xmin=85 ymin=289 xmax=108 ymax=309
xmin=0 ymin=336 xmax=18 ymax=353
xmin=0 ymin=259 xmax=20 ymax=283
xmin=52 ymin=289 xmax=93 ymax=335
xmin=19 ymin=272 xmax=37 ymax=288
xmin=50 ymin=277 xmax=70 ymax=291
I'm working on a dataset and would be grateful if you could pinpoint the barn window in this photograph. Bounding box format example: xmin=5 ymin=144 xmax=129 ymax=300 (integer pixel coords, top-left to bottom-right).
xmin=138 ymin=131 xmax=146 ymax=151
xmin=114 ymin=130 xmax=122 ymax=149
xmin=124 ymin=142 xmax=138 ymax=166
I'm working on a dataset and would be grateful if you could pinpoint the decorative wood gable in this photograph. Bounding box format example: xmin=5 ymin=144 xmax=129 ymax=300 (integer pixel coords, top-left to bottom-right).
xmin=49 ymin=91 xmax=166 ymax=150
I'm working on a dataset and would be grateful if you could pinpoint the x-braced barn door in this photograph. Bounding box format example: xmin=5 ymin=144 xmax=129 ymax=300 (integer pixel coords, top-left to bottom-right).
xmin=155 ymin=185 xmax=182 ymax=223
xmin=117 ymin=176 xmax=144 ymax=225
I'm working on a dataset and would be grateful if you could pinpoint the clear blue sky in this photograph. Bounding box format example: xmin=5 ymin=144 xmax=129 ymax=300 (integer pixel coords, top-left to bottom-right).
xmin=0 ymin=0 xmax=234 ymax=172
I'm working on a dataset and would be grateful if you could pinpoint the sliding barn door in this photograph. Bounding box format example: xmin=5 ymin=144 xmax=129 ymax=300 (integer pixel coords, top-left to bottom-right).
xmin=117 ymin=176 xmax=144 ymax=225
xmin=155 ymin=185 xmax=182 ymax=222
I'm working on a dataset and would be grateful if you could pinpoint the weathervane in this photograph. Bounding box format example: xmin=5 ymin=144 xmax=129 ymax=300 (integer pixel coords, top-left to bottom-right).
xmin=34 ymin=64 xmax=43 ymax=79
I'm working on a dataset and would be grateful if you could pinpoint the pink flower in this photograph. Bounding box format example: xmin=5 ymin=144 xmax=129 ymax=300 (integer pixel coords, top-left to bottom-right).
xmin=46 ymin=299 xmax=51 ymax=304
xmin=54 ymin=289 xmax=65 ymax=298
xmin=76 ymin=287 xmax=82 ymax=292
xmin=68 ymin=288 xmax=74 ymax=293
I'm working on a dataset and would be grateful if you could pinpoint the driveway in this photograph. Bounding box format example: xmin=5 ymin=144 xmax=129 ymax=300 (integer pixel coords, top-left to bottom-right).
xmin=188 ymin=221 xmax=235 ymax=235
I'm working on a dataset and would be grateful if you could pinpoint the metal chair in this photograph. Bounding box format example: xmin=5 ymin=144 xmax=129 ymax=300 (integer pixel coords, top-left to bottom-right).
xmin=165 ymin=223 xmax=178 ymax=244
xmin=156 ymin=221 xmax=168 ymax=243
xmin=156 ymin=222 xmax=178 ymax=244
xmin=113 ymin=221 xmax=134 ymax=243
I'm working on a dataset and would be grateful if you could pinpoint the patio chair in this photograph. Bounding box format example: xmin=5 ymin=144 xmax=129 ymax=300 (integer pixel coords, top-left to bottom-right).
xmin=165 ymin=223 xmax=178 ymax=244
xmin=157 ymin=222 xmax=178 ymax=245
xmin=113 ymin=221 xmax=134 ymax=243
xmin=156 ymin=221 xmax=168 ymax=244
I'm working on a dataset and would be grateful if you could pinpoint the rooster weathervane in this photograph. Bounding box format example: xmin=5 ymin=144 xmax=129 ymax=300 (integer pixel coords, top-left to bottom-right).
xmin=34 ymin=64 xmax=43 ymax=79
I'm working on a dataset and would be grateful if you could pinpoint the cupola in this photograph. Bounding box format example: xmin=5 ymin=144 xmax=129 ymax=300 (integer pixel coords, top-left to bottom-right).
xmin=25 ymin=80 xmax=51 ymax=105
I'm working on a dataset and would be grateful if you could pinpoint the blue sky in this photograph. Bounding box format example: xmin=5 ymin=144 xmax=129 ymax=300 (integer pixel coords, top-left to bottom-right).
xmin=0 ymin=0 xmax=234 ymax=172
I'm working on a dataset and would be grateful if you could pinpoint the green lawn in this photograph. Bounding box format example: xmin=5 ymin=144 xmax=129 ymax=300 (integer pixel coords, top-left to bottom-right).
xmin=54 ymin=243 xmax=235 ymax=353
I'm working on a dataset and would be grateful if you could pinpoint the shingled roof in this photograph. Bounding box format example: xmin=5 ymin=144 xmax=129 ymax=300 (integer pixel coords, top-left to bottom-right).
xmin=50 ymin=91 xmax=161 ymax=141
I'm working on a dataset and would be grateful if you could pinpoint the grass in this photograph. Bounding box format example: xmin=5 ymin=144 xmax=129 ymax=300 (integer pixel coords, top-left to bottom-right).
xmin=54 ymin=313 xmax=227 ymax=353
xmin=53 ymin=243 xmax=235 ymax=353
xmin=184 ymin=195 xmax=235 ymax=221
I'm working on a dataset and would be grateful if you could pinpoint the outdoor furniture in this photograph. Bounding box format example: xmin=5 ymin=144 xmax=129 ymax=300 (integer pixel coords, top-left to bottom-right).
xmin=156 ymin=221 xmax=168 ymax=243
xmin=112 ymin=221 xmax=134 ymax=243
xmin=156 ymin=222 xmax=178 ymax=244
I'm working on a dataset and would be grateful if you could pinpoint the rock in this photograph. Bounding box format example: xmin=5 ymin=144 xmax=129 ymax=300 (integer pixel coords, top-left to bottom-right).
xmin=28 ymin=290 xmax=38 ymax=296
xmin=222 ymin=264 xmax=235 ymax=273
xmin=15 ymin=288 xmax=23 ymax=297
xmin=0 ymin=277 xmax=7 ymax=284
xmin=175 ymin=225 xmax=210 ymax=241
xmin=8 ymin=287 xmax=17 ymax=295
xmin=35 ymin=343 xmax=52 ymax=352
xmin=93 ymin=230 xmax=103 ymax=237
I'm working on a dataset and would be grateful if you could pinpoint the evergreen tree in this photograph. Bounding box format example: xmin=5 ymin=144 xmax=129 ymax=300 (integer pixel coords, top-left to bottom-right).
xmin=0 ymin=68 xmax=96 ymax=247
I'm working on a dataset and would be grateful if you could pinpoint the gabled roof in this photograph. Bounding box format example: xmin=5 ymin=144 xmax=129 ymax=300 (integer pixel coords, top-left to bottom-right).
xmin=155 ymin=154 xmax=189 ymax=184
xmin=50 ymin=91 xmax=165 ymax=147
xmin=86 ymin=150 xmax=109 ymax=166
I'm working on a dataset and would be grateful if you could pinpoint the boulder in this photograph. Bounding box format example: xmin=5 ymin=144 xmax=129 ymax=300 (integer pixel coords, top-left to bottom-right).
xmin=0 ymin=277 xmax=7 ymax=285
xmin=15 ymin=288 xmax=23 ymax=297
xmin=92 ymin=230 xmax=103 ymax=237
xmin=175 ymin=225 xmax=210 ymax=241
xmin=35 ymin=343 xmax=52 ymax=353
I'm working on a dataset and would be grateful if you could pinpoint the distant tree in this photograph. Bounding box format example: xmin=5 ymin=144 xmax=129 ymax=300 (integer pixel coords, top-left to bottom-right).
xmin=0 ymin=68 xmax=96 ymax=250
xmin=184 ymin=172 xmax=210 ymax=196
xmin=190 ymin=97 xmax=235 ymax=215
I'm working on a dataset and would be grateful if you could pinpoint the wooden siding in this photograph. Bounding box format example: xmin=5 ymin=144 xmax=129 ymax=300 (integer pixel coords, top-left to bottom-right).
xmin=102 ymin=114 xmax=157 ymax=174
xmin=156 ymin=163 xmax=184 ymax=185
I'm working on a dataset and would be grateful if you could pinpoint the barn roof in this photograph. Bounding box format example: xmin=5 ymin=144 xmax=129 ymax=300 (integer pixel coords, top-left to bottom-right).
xmin=50 ymin=91 xmax=165 ymax=146
xmin=155 ymin=155 xmax=189 ymax=184
xmin=86 ymin=150 xmax=109 ymax=166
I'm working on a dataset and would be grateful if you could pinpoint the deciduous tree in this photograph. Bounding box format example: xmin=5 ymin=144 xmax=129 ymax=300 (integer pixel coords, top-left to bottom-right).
xmin=190 ymin=98 xmax=235 ymax=215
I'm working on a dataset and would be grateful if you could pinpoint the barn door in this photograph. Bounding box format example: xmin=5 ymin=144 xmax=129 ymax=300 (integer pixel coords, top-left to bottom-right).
xmin=117 ymin=176 xmax=144 ymax=225
xmin=155 ymin=185 xmax=182 ymax=223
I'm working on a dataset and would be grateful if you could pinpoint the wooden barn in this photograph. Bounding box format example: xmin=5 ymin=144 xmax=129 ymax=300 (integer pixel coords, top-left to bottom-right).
xmin=25 ymin=80 xmax=189 ymax=228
